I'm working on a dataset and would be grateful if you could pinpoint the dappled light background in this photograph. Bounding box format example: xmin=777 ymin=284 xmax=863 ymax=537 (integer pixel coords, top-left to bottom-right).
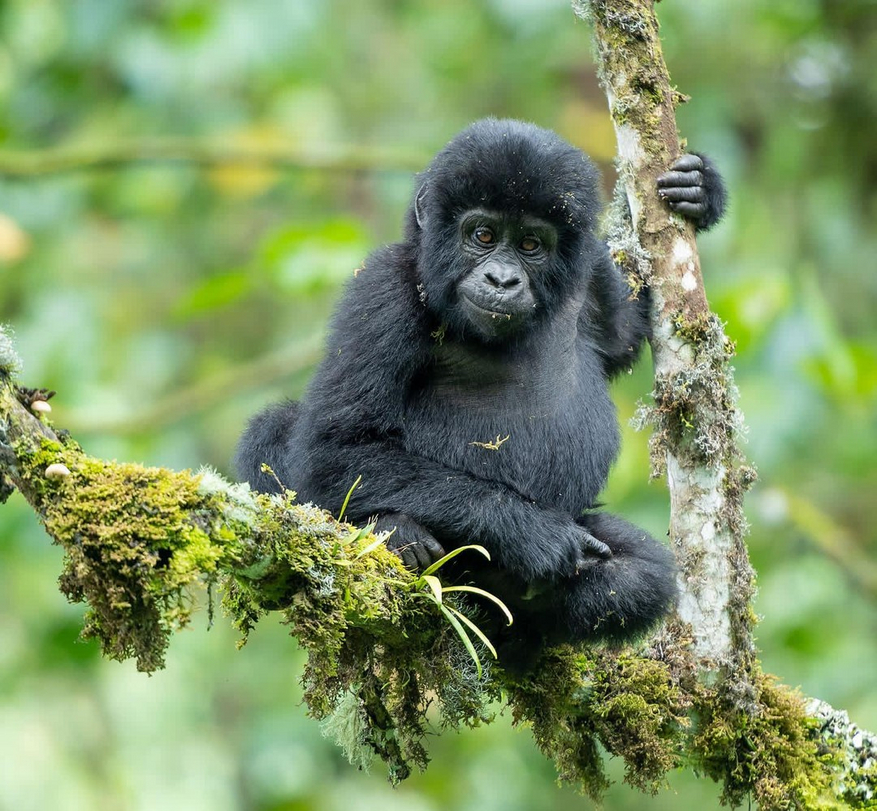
xmin=1 ymin=1 xmax=875 ymax=809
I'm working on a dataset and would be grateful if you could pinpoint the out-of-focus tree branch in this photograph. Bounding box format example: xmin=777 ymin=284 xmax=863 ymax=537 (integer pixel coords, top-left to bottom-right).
xmin=64 ymin=333 xmax=325 ymax=436
xmin=0 ymin=139 xmax=427 ymax=178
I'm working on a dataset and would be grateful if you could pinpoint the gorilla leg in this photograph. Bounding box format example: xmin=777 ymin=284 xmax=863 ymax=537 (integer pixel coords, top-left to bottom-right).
xmin=234 ymin=400 xmax=299 ymax=494
xmin=560 ymin=512 xmax=677 ymax=644
xmin=453 ymin=514 xmax=676 ymax=671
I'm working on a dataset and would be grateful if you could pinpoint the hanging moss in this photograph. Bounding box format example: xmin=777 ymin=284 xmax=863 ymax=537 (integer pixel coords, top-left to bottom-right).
xmin=15 ymin=435 xmax=226 ymax=672
xmin=500 ymin=632 xmax=860 ymax=809
xmin=506 ymin=643 xmax=690 ymax=800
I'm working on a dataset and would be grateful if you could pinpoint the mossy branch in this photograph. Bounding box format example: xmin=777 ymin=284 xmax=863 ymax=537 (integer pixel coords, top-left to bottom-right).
xmin=2 ymin=322 xmax=876 ymax=805
xmin=0 ymin=348 xmax=499 ymax=782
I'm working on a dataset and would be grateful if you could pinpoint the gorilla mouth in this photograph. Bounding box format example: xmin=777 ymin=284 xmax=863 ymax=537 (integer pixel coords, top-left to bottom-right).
xmin=461 ymin=294 xmax=515 ymax=320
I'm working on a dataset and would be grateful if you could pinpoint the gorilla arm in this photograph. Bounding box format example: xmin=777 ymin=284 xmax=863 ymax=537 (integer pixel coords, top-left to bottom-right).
xmin=583 ymin=153 xmax=729 ymax=377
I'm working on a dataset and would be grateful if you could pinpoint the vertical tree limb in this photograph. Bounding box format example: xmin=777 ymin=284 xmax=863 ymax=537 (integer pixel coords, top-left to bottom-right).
xmin=574 ymin=0 xmax=755 ymax=670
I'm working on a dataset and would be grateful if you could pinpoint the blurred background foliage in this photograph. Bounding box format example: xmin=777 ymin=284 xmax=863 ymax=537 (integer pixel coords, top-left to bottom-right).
xmin=0 ymin=0 xmax=875 ymax=808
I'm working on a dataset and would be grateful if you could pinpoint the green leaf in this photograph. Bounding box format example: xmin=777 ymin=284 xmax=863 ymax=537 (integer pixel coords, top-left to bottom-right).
xmin=421 ymin=544 xmax=491 ymax=578
xmin=173 ymin=269 xmax=251 ymax=318
xmin=257 ymin=219 xmax=370 ymax=294
xmin=419 ymin=574 xmax=443 ymax=604
xmin=443 ymin=604 xmax=498 ymax=660
xmin=337 ymin=475 xmax=362 ymax=522
xmin=438 ymin=604 xmax=482 ymax=679
xmin=344 ymin=522 xmax=377 ymax=546
xmin=354 ymin=533 xmax=385 ymax=560
xmin=442 ymin=585 xmax=513 ymax=626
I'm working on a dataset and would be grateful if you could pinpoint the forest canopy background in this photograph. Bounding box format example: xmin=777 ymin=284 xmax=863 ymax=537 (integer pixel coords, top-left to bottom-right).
xmin=0 ymin=1 xmax=875 ymax=810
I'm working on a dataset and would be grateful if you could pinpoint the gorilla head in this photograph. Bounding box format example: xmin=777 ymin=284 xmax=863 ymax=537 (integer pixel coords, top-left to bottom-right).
xmin=408 ymin=119 xmax=604 ymax=343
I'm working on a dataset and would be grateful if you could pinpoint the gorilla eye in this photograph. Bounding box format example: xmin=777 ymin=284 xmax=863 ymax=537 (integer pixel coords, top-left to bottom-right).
xmin=473 ymin=227 xmax=495 ymax=246
xmin=519 ymin=236 xmax=540 ymax=253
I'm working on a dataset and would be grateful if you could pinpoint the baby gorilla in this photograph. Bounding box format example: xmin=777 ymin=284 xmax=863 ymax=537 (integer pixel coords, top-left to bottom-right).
xmin=236 ymin=119 xmax=726 ymax=654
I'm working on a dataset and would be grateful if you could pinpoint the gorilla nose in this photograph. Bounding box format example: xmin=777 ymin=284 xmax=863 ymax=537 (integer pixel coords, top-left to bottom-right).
xmin=483 ymin=265 xmax=522 ymax=290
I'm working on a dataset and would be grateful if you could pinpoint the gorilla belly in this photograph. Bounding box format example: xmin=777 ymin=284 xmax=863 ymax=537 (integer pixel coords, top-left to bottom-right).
xmin=403 ymin=339 xmax=619 ymax=514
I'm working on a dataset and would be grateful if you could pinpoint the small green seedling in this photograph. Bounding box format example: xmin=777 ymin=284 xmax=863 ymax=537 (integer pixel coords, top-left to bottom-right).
xmin=413 ymin=545 xmax=513 ymax=678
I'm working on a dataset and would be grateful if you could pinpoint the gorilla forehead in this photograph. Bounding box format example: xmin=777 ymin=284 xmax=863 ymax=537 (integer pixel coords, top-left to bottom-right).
xmin=420 ymin=118 xmax=602 ymax=231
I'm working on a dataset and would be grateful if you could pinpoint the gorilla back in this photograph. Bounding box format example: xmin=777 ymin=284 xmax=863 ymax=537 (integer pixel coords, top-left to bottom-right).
xmin=236 ymin=118 xmax=727 ymax=653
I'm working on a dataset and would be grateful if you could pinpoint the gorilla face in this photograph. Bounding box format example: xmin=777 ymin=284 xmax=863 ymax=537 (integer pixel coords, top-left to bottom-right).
xmin=452 ymin=208 xmax=557 ymax=341
xmin=409 ymin=119 xmax=600 ymax=345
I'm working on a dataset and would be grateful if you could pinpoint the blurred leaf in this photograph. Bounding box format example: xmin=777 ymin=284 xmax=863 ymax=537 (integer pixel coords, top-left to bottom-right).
xmin=803 ymin=342 xmax=877 ymax=405
xmin=796 ymin=269 xmax=877 ymax=406
xmin=0 ymin=213 xmax=30 ymax=263
xmin=559 ymin=100 xmax=617 ymax=162
xmin=257 ymin=218 xmax=370 ymax=294
xmin=711 ymin=272 xmax=792 ymax=353
xmin=207 ymin=163 xmax=280 ymax=198
xmin=174 ymin=268 xmax=252 ymax=317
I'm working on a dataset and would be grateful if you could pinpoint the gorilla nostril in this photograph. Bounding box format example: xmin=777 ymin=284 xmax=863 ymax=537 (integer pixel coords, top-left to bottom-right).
xmin=485 ymin=269 xmax=521 ymax=290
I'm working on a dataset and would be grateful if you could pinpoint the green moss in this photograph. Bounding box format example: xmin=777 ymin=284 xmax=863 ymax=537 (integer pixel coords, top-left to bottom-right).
xmin=215 ymin=491 xmax=501 ymax=783
xmin=17 ymin=437 xmax=225 ymax=672
xmin=507 ymin=649 xmax=611 ymax=799
xmin=587 ymin=651 xmax=689 ymax=792
xmin=506 ymin=646 xmax=689 ymax=800
xmin=672 ymin=311 xmax=714 ymax=345
xmin=691 ymin=672 xmax=842 ymax=809
xmin=637 ymin=312 xmax=747 ymax=479
xmin=11 ymin=432 xmax=498 ymax=782
xmin=503 ymin=638 xmax=857 ymax=808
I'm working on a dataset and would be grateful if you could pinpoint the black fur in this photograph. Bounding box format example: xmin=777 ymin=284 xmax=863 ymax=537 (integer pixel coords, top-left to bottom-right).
xmin=235 ymin=118 xmax=726 ymax=654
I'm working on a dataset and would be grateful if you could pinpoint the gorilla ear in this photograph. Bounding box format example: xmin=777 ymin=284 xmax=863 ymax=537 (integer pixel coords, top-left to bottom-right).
xmin=414 ymin=183 xmax=429 ymax=229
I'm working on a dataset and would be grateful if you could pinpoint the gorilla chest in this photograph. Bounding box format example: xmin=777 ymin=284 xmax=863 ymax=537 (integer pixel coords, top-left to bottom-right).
xmin=403 ymin=338 xmax=620 ymax=512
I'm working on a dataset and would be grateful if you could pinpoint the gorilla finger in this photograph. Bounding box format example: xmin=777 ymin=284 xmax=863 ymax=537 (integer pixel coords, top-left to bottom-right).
xmin=410 ymin=542 xmax=432 ymax=570
xmin=657 ymin=169 xmax=703 ymax=188
xmin=581 ymin=531 xmax=612 ymax=559
xmin=658 ymin=186 xmax=705 ymax=204
xmin=421 ymin=535 xmax=447 ymax=563
xmin=669 ymin=201 xmax=708 ymax=218
xmin=393 ymin=543 xmax=419 ymax=570
xmin=670 ymin=153 xmax=704 ymax=173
